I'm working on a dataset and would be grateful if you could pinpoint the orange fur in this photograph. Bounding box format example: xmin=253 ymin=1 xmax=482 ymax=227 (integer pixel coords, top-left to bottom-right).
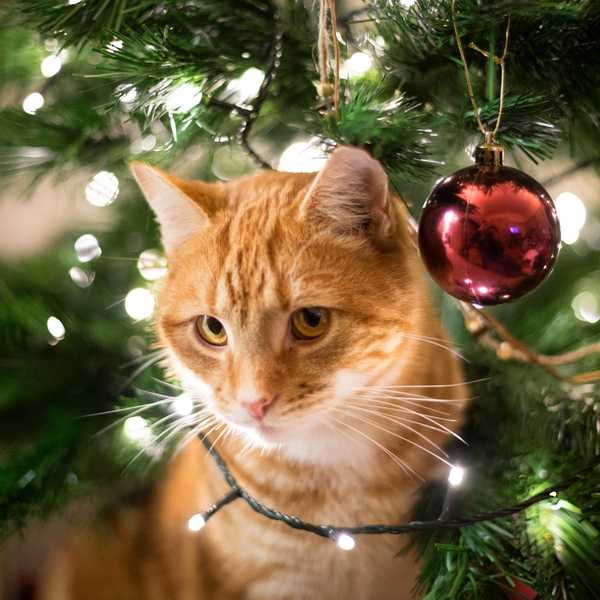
xmin=4 ymin=148 xmax=467 ymax=599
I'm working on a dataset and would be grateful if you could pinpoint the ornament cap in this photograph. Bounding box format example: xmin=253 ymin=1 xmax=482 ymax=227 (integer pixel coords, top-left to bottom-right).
xmin=474 ymin=141 xmax=504 ymax=168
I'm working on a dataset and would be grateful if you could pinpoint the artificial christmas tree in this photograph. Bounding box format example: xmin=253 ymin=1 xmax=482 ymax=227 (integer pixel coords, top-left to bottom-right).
xmin=1 ymin=1 xmax=599 ymax=598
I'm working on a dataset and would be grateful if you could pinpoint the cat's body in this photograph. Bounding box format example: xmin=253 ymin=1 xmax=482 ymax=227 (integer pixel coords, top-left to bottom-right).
xmin=3 ymin=148 xmax=466 ymax=599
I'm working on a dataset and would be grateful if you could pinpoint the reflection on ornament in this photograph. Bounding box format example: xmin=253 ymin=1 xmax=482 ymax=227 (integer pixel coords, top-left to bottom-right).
xmin=125 ymin=287 xmax=155 ymax=320
xmin=69 ymin=266 xmax=95 ymax=288
xmin=137 ymin=249 xmax=167 ymax=280
xmin=22 ymin=92 xmax=44 ymax=115
xmin=419 ymin=143 xmax=561 ymax=305
xmin=85 ymin=171 xmax=119 ymax=207
xmin=278 ymin=138 xmax=326 ymax=173
xmin=74 ymin=234 xmax=102 ymax=262
xmin=41 ymin=55 xmax=62 ymax=78
xmin=448 ymin=465 xmax=465 ymax=487
xmin=555 ymin=192 xmax=586 ymax=245
xmin=47 ymin=316 xmax=66 ymax=340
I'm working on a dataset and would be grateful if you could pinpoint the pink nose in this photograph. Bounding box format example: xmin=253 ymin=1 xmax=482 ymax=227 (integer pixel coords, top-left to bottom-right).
xmin=243 ymin=397 xmax=274 ymax=421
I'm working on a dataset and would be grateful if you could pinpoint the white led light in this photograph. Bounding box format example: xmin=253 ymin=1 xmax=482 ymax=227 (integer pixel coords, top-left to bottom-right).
xmin=22 ymin=92 xmax=45 ymax=115
xmin=69 ymin=266 xmax=95 ymax=288
xmin=571 ymin=291 xmax=600 ymax=324
xmin=448 ymin=465 xmax=465 ymax=487
xmin=106 ymin=39 xmax=124 ymax=53
xmin=555 ymin=192 xmax=586 ymax=245
xmin=278 ymin=138 xmax=327 ymax=173
xmin=117 ymin=84 xmax=138 ymax=104
xmin=401 ymin=0 xmax=417 ymax=6
xmin=68 ymin=0 xmax=82 ymax=4
xmin=85 ymin=171 xmax=119 ymax=207
xmin=165 ymin=83 xmax=203 ymax=113
xmin=172 ymin=393 xmax=194 ymax=416
xmin=74 ymin=234 xmax=102 ymax=262
xmin=336 ymin=533 xmax=356 ymax=551
xmin=41 ymin=55 xmax=62 ymax=78
xmin=137 ymin=249 xmax=167 ymax=281
xmin=225 ymin=67 xmax=265 ymax=103
xmin=341 ymin=52 xmax=373 ymax=78
xmin=187 ymin=513 xmax=206 ymax=532
xmin=124 ymin=288 xmax=155 ymax=320
xmin=47 ymin=316 xmax=66 ymax=340
xmin=131 ymin=134 xmax=157 ymax=154
xmin=123 ymin=416 xmax=152 ymax=442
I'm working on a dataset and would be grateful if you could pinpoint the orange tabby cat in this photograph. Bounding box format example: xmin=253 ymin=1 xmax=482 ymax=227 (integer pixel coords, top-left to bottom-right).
xmin=4 ymin=147 xmax=467 ymax=600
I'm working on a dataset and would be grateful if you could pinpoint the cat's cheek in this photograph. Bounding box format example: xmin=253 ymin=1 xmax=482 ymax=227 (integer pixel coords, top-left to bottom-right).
xmin=331 ymin=369 xmax=371 ymax=403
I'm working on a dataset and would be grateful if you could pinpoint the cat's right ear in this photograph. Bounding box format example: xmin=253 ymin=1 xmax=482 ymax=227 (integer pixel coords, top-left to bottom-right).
xmin=130 ymin=163 xmax=210 ymax=254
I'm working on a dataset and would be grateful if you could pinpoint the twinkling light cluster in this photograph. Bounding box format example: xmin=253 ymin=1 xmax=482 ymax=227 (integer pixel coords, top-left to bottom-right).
xmin=225 ymin=67 xmax=265 ymax=103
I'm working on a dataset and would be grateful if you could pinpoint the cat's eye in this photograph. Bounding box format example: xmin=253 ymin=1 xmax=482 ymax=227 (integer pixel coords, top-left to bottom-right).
xmin=290 ymin=307 xmax=330 ymax=341
xmin=195 ymin=315 xmax=227 ymax=346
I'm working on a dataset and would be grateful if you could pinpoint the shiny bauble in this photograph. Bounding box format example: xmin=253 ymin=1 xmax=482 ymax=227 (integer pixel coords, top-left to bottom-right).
xmin=418 ymin=143 xmax=561 ymax=305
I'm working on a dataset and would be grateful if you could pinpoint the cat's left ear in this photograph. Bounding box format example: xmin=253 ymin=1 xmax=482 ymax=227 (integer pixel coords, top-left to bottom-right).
xmin=130 ymin=163 xmax=211 ymax=254
xmin=299 ymin=146 xmax=392 ymax=243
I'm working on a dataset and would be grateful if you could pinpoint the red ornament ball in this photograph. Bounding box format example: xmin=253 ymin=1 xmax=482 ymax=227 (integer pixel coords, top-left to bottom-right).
xmin=418 ymin=146 xmax=561 ymax=305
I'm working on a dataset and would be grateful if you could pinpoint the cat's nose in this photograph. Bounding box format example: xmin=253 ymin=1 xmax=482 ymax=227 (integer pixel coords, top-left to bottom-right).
xmin=242 ymin=396 xmax=275 ymax=421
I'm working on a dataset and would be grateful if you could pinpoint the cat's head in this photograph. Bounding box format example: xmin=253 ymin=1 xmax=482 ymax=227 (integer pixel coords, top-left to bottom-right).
xmin=132 ymin=147 xmax=425 ymax=464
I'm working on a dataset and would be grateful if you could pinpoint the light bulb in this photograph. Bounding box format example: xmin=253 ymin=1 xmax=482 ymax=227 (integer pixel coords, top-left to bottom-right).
xmin=124 ymin=288 xmax=155 ymax=320
xmin=137 ymin=249 xmax=167 ymax=281
xmin=47 ymin=316 xmax=66 ymax=340
xmin=172 ymin=393 xmax=194 ymax=416
xmin=74 ymin=234 xmax=102 ymax=262
xmin=85 ymin=171 xmax=119 ymax=207
xmin=22 ymin=92 xmax=45 ymax=115
xmin=278 ymin=138 xmax=326 ymax=173
xmin=165 ymin=83 xmax=203 ymax=113
xmin=335 ymin=533 xmax=356 ymax=551
xmin=41 ymin=55 xmax=62 ymax=78
xmin=448 ymin=465 xmax=465 ymax=487
xmin=187 ymin=513 xmax=206 ymax=532
xmin=555 ymin=192 xmax=586 ymax=245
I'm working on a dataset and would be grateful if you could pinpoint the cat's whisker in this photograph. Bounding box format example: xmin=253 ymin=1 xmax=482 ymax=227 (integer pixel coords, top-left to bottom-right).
xmin=121 ymin=349 xmax=167 ymax=370
xmin=156 ymin=413 xmax=216 ymax=451
xmin=348 ymin=395 xmax=457 ymax=419
xmin=81 ymin=397 xmax=177 ymax=418
xmin=345 ymin=401 xmax=458 ymax=438
xmin=343 ymin=402 xmax=449 ymax=457
xmin=400 ymin=332 xmax=467 ymax=362
xmin=332 ymin=406 xmax=453 ymax=469
xmin=118 ymin=352 xmax=167 ymax=392
xmin=348 ymin=400 xmax=466 ymax=444
xmin=357 ymin=377 xmax=489 ymax=390
xmin=172 ymin=419 xmax=222 ymax=457
xmin=329 ymin=414 xmax=420 ymax=480
xmin=349 ymin=397 xmax=452 ymax=419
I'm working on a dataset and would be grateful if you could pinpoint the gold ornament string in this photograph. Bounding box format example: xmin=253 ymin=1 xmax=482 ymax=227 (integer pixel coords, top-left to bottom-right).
xmin=451 ymin=0 xmax=511 ymax=144
xmin=317 ymin=0 xmax=341 ymax=115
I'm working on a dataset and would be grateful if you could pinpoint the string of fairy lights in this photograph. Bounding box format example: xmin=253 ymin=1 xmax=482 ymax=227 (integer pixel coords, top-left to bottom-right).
xmin=178 ymin=433 xmax=600 ymax=552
